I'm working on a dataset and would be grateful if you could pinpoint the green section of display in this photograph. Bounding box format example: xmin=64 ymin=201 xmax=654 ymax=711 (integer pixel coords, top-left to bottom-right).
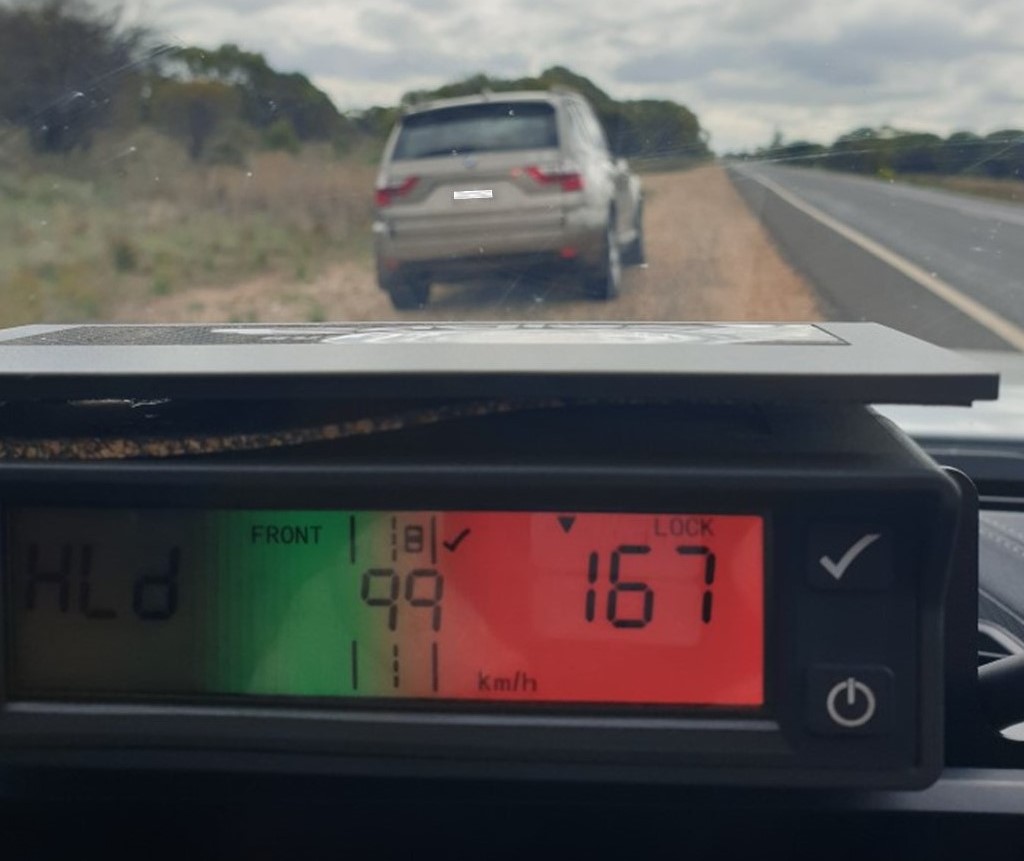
xmin=205 ymin=511 xmax=373 ymax=697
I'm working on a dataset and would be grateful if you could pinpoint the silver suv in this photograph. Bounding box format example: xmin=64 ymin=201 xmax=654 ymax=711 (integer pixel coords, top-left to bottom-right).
xmin=373 ymin=89 xmax=644 ymax=309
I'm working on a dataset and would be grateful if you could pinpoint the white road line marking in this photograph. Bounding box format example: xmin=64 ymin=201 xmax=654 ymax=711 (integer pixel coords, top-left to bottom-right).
xmin=742 ymin=170 xmax=1024 ymax=351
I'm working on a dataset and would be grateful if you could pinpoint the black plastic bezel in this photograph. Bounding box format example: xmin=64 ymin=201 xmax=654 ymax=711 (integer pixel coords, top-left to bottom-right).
xmin=0 ymin=461 xmax=958 ymax=788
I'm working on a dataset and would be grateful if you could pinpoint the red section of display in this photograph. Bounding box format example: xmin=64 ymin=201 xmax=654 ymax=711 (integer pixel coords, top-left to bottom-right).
xmin=426 ymin=513 xmax=764 ymax=706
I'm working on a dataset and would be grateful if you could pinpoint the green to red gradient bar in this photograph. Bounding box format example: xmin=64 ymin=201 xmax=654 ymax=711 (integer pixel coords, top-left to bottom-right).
xmin=8 ymin=508 xmax=763 ymax=706
xmin=202 ymin=510 xmax=764 ymax=706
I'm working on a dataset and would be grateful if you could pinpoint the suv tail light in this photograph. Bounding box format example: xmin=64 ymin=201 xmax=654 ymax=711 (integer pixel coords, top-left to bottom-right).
xmin=522 ymin=165 xmax=584 ymax=192
xmin=375 ymin=176 xmax=419 ymax=207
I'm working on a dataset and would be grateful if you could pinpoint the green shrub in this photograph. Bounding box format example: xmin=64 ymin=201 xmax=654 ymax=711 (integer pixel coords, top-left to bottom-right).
xmin=263 ymin=118 xmax=301 ymax=154
xmin=110 ymin=236 xmax=138 ymax=272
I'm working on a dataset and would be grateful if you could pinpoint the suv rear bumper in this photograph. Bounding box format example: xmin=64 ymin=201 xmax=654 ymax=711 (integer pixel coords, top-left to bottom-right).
xmin=380 ymin=251 xmax=588 ymax=284
xmin=373 ymin=206 xmax=606 ymax=281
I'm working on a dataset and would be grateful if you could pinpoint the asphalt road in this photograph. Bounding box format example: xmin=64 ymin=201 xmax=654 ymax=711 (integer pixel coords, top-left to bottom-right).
xmin=731 ymin=165 xmax=1024 ymax=351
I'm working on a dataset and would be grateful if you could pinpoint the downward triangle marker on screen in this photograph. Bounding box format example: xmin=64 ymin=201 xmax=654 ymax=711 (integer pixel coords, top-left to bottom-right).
xmin=558 ymin=515 xmax=576 ymax=534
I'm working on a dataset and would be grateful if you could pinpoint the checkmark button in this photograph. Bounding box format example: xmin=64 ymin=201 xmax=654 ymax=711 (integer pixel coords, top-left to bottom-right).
xmin=807 ymin=525 xmax=892 ymax=591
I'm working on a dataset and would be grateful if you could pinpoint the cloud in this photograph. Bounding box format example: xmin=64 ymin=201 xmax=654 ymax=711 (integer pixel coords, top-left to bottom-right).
xmin=616 ymin=46 xmax=734 ymax=85
xmin=117 ymin=0 xmax=1024 ymax=151
xmin=616 ymin=14 xmax=1015 ymax=87
xmin=358 ymin=9 xmax=428 ymax=46
xmin=391 ymin=0 xmax=454 ymax=10
xmin=284 ymin=41 xmax=528 ymax=84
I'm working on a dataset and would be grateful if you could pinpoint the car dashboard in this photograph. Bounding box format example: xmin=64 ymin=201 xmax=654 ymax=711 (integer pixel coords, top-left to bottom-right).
xmin=0 ymin=323 xmax=1023 ymax=858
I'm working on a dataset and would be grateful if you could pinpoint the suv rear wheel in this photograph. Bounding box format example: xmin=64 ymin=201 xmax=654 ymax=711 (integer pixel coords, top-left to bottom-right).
xmin=621 ymin=199 xmax=646 ymax=267
xmin=379 ymin=264 xmax=431 ymax=310
xmin=584 ymin=219 xmax=622 ymax=300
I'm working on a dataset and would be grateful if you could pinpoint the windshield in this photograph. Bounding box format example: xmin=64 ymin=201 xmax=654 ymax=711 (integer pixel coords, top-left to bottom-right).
xmin=0 ymin=0 xmax=1021 ymax=354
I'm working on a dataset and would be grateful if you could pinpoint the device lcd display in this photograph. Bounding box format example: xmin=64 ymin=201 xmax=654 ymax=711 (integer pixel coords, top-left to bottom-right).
xmin=6 ymin=509 xmax=764 ymax=707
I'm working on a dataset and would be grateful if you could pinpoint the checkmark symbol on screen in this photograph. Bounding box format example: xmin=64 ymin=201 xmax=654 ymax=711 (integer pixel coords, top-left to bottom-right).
xmin=819 ymin=533 xmax=881 ymax=581
xmin=443 ymin=528 xmax=471 ymax=553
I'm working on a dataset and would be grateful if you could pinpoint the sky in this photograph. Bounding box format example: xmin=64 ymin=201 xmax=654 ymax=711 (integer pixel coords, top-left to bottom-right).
xmin=116 ymin=0 xmax=1024 ymax=152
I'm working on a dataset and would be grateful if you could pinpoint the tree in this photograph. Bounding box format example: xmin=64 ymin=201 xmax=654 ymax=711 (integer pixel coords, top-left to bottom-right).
xmin=605 ymin=99 xmax=708 ymax=160
xmin=150 ymin=79 xmax=240 ymax=160
xmin=941 ymin=131 xmax=984 ymax=175
xmin=979 ymin=130 xmax=1024 ymax=179
xmin=769 ymin=126 xmax=1024 ymax=181
xmin=888 ymin=132 xmax=944 ymax=174
xmin=829 ymin=128 xmax=887 ymax=175
xmin=0 ymin=0 xmax=151 ymax=153
xmin=773 ymin=141 xmax=828 ymax=167
xmin=162 ymin=44 xmax=348 ymax=143
xmin=349 ymin=105 xmax=399 ymax=140
xmin=263 ymin=116 xmax=300 ymax=153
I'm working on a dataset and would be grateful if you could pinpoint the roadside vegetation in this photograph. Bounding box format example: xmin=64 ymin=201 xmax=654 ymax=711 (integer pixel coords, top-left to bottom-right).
xmin=0 ymin=131 xmax=379 ymax=325
xmin=898 ymin=174 xmax=1024 ymax=205
xmin=0 ymin=0 xmax=715 ymax=326
xmin=742 ymin=127 xmax=1024 ymax=204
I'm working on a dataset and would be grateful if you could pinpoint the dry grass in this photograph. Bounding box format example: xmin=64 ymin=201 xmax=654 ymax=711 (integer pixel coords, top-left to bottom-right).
xmin=115 ymin=259 xmax=386 ymax=323
xmin=118 ymin=164 xmax=822 ymax=324
xmin=0 ymin=128 xmax=378 ymax=326
xmin=901 ymin=174 xmax=1024 ymax=205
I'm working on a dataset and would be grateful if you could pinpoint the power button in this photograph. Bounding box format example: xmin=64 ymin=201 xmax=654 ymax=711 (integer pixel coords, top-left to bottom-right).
xmin=807 ymin=666 xmax=893 ymax=735
xmin=826 ymin=677 xmax=876 ymax=728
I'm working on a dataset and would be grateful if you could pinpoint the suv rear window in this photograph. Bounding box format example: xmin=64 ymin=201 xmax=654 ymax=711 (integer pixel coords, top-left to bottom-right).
xmin=392 ymin=102 xmax=558 ymax=160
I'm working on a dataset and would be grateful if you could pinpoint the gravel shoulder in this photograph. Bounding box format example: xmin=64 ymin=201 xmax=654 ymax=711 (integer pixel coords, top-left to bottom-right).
xmin=115 ymin=165 xmax=821 ymax=324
